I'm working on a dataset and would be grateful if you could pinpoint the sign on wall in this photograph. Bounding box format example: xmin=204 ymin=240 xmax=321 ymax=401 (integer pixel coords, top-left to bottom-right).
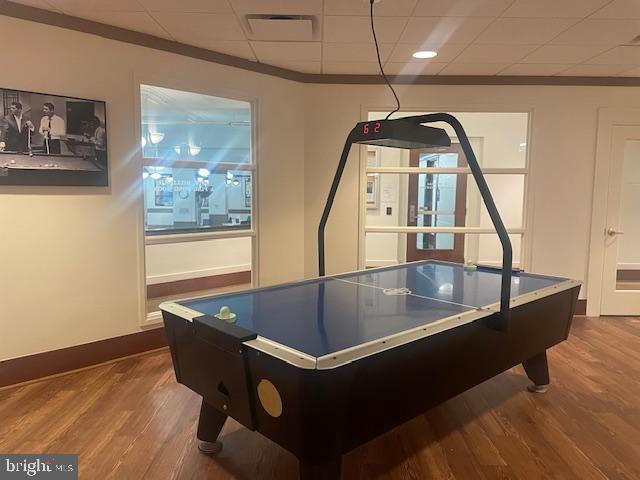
xmin=0 ymin=87 xmax=108 ymax=186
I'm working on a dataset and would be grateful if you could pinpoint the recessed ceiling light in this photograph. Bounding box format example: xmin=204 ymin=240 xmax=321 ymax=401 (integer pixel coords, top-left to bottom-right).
xmin=412 ymin=50 xmax=438 ymax=59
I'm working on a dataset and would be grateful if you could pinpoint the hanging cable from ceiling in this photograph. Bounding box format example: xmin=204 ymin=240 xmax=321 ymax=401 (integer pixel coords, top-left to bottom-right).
xmin=370 ymin=0 xmax=401 ymax=120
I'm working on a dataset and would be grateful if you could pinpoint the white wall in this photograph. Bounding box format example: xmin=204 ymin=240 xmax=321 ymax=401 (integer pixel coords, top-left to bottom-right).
xmin=304 ymin=84 xmax=640 ymax=300
xmin=145 ymin=237 xmax=252 ymax=285
xmin=0 ymin=16 xmax=305 ymax=361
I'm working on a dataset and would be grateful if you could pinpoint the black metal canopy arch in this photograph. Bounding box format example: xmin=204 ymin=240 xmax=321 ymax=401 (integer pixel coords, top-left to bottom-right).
xmin=317 ymin=113 xmax=513 ymax=330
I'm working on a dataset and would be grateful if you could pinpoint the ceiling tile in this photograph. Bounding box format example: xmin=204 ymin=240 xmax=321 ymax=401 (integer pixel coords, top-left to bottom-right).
xmin=323 ymin=61 xmax=381 ymax=74
xmin=267 ymin=60 xmax=321 ymax=74
xmin=324 ymin=16 xmax=408 ymax=43
xmin=47 ymin=0 xmax=142 ymax=12
xmin=251 ymin=41 xmax=321 ymax=61
xmin=618 ymin=66 xmax=640 ymax=76
xmin=138 ymin=0 xmax=232 ymax=13
xmin=586 ymin=46 xmax=640 ymax=65
xmin=384 ymin=62 xmax=447 ymax=75
xmin=203 ymin=40 xmax=256 ymax=60
xmin=557 ymin=64 xmax=635 ymax=76
xmin=454 ymin=44 xmax=539 ymax=63
xmin=389 ymin=43 xmax=467 ymax=63
xmin=474 ymin=18 xmax=578 ymax=45
xmin=69 ymin=11 xmax=172 ymax=38
xmin=232 ymin=0 xmax=322 ymax=15
xmin=591 ymin=0 xmax=640 ymax=19
xmin=324 ymin=0 xmax=417 ymax=17
xmin=521 ymin=45 xmax=609 ymax=63
xmin=400 ymin=17 xmax=493 ymax=45
xmin=498 ymin=63 xmax=573 ymax=75
xmin=152 ymin=13 xmax=245 ymax=45
xmin=323 ymin=43 xmax=394 ymax=62
xmin=10 ymin=0 xmax=61 ymax=11
xmin=439 ymin=63 xmax=509 ymax=75
xmin=414 ymin=0 xmax=513 ymax=17
xmin=550 ymin=18 xmax=640 ymax=45
xmin=502 ymin=0 xmax=610 ymax=19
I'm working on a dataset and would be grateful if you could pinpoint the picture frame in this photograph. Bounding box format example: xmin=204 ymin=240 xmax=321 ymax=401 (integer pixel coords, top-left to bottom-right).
xmin=0 ymin=87 xmax=108 ymax=186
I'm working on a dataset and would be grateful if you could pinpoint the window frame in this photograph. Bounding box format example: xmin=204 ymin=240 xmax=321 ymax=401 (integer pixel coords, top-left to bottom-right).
xmin=134 ymin=77 xmax=260 ymax=328
xmin=139 ymin=86 xmax=256 ymax=238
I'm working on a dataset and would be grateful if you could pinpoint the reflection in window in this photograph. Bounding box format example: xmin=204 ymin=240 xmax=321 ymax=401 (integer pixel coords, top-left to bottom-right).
xmin=140 ymin=85 xmax=253 ymax=234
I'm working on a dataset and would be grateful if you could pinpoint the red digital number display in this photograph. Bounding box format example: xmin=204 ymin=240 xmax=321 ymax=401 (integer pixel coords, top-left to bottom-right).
xmin=363 ymin=122 xmax=382 ymax=135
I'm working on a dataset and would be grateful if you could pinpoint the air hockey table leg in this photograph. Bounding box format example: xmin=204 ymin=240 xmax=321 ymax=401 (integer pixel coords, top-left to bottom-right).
xmin=196 ymin=398 xmax=227 ymax=454
xmin=522 ymin=351 xmax=550 ymax=393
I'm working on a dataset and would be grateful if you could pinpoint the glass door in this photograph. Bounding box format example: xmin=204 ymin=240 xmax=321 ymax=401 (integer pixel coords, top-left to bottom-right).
xmin=407 ymin=145 xmax=467 ymax=263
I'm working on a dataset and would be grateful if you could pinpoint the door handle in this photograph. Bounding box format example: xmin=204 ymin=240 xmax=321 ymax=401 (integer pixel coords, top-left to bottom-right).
xmin=606 ymin=227 xmax=625 ymax=236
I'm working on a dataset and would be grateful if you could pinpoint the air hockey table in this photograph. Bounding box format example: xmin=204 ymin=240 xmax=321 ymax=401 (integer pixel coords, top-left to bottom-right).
xmin=161 ymin=260 xmax=580 ymax=479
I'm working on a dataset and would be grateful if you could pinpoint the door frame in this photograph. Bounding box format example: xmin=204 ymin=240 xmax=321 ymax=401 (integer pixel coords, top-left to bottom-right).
xmin=586 ymin=108 xmax=640 ymax=316
xmin=406 ymin=144 xmax=467 ymax=263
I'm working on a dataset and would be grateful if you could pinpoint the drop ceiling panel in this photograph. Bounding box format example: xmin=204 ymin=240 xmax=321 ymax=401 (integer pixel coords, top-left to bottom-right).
xmin=502 ymin=0 xmax=610 ymax=19
xmin=400 ymin=17 xmax=493 ymax=45
xmin=389 ymin=43 xmax=467 ymax=63
xmin=413 ymin=0 xmax=513 ymax=17
xmin=521 ymin=45 xmax=610 ymax=64
xmin=323 ymin=43 xmax=394 ymax=62
xmin=591 ymin=0 xmax=640 ymax=19
xmin=138 ymin=0 xmax=233 ymax=13
xmin=69 ymin=11 xmax=172 ymax=38
xmin=474 ymin=18 xmax=578 ymax=45
xmin=498 ymin=63 xmax=572 ymax=76
xmin=251 ymin=41 xmax=321 ymax=61
xmin=152 ymin=13 xmax=246 ymax=44
xmin=232 ymin=0 xmax=322 ymax=15
xmin=47 ymin=0 xmax=142 ymax=12
xmin=204 ymin=40 xmax=256 ymax=60
xmin=324 ymin=16 xmax=408 ymax=43
xmin=322 ymin=61 xmax=380 ymax=74
xmin=324 ymin=0 xmax=418 ymax=17
xmin=557 ymin=64 xmax=635 ymax=76
xmin=268 ymin=60 xmax=321 ymax=73
xmin=10 ymin=0 xmax=61 ymax=10
xmin=439 ymin=63 xmax=509 ymax=75
xmin=454 ymin=44 xmax=539 ymax=63
xmin=586 ymin=46 xmax=640 ymax=65
xmin=550 ymin=19 xmax=640 ymax=45
xmin=384 ymin=62 xmax=447 ymax=75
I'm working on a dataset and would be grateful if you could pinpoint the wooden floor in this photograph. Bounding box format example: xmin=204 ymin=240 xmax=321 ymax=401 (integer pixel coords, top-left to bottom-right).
xmin=1 ymin=316 xmax=639 ymax=480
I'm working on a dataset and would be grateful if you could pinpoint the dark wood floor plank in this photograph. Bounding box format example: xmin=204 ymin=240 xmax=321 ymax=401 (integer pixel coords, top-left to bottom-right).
xmin=0 ymin=316 xmax=638 ymax=479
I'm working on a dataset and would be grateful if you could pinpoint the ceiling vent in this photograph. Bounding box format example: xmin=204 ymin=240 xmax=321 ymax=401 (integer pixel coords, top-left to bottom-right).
xmin=246 ymin=15 xmax=315 ymax=41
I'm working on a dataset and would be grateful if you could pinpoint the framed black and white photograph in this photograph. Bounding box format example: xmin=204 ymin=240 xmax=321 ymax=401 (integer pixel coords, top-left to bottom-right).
xmin=0 ymin=87 xmax=108 ymax=186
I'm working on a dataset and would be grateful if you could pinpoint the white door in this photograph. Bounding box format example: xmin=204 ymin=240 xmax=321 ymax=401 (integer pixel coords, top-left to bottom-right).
xmin=601 ymin=126 xmax=640 ymax=315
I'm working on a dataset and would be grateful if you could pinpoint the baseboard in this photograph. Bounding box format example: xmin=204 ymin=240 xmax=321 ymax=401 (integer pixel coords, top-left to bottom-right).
xmin=0 ymin=328 xmax=168 ymax=388
xmin=147 ymin=270 xmax=251 ymax=299
xmin=575 ymin=299 xmax=587 ymax=316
